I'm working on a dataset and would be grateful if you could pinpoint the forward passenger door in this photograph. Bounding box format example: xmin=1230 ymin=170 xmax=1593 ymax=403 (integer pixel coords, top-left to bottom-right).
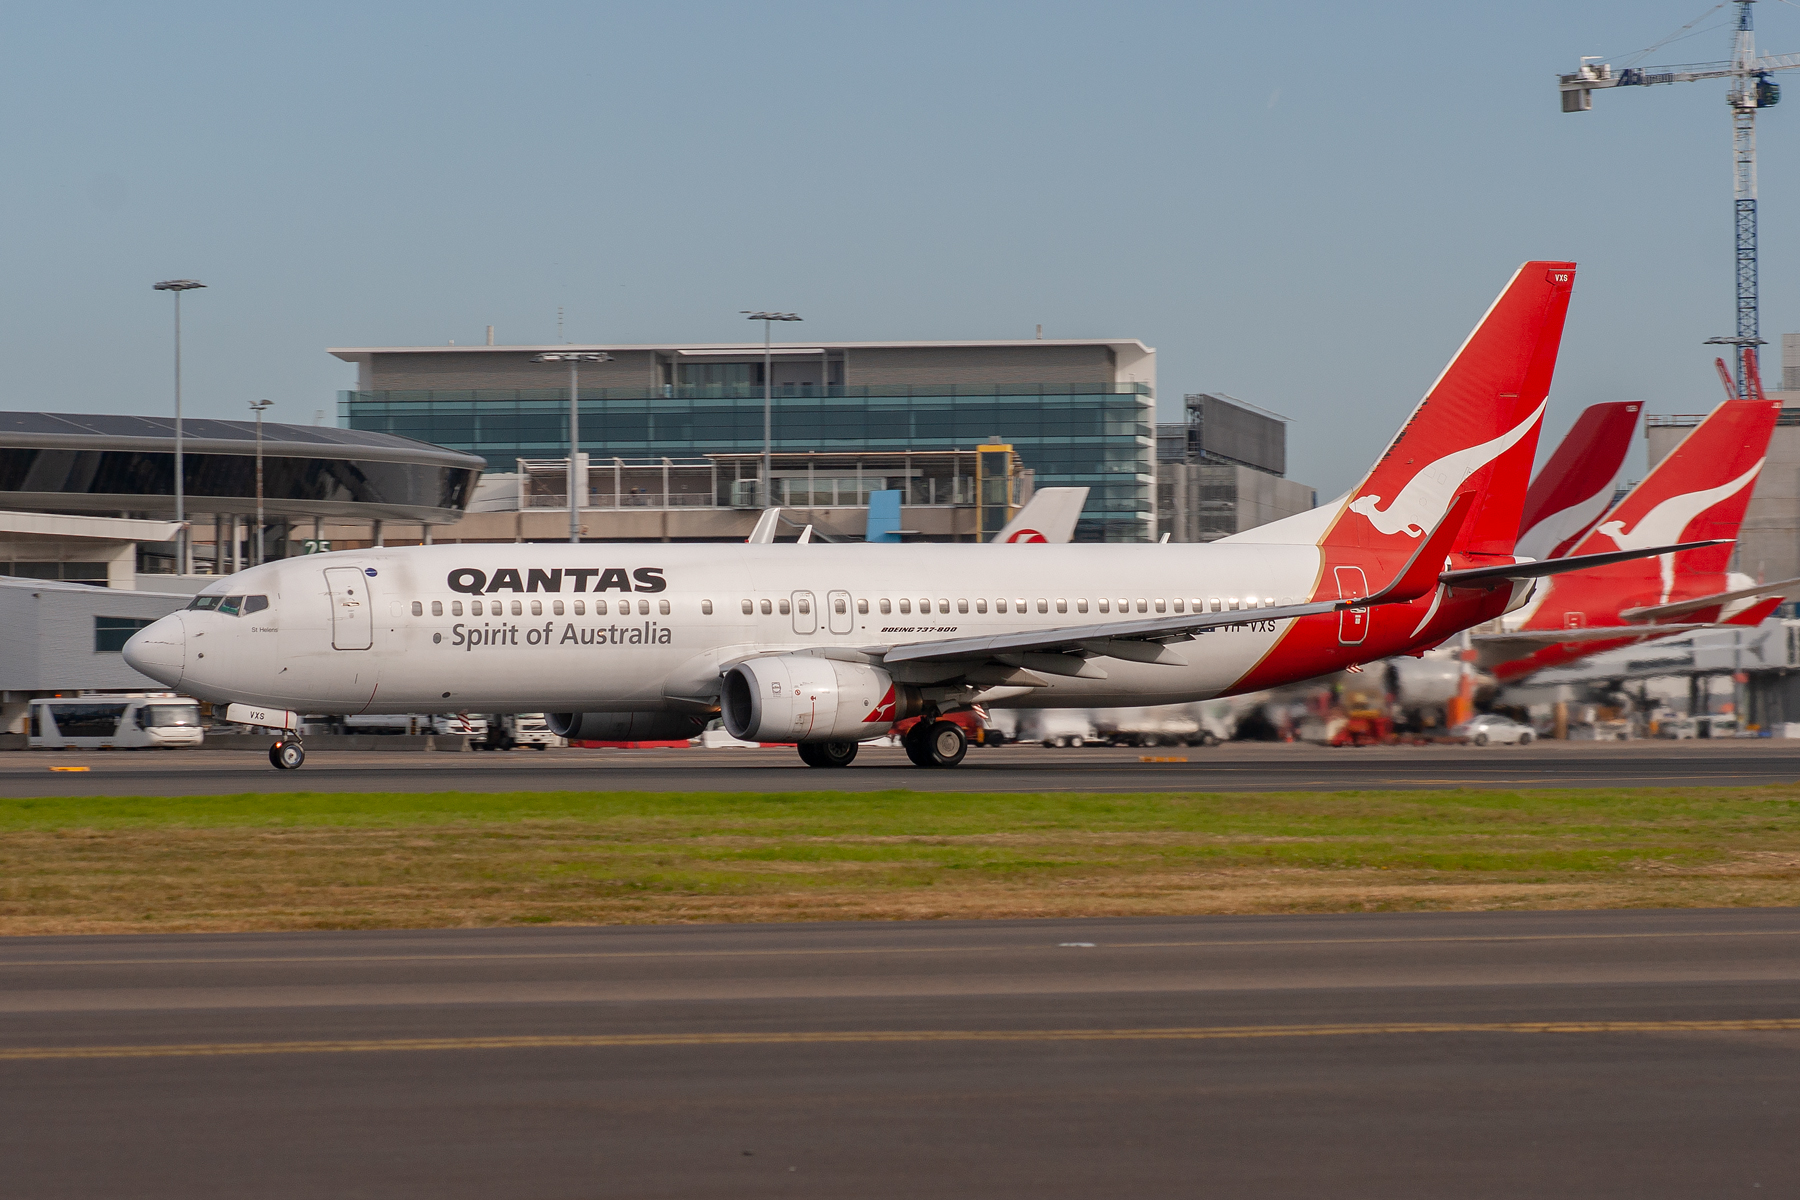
xmin=324 ymin=567 xmax=374 ymax=650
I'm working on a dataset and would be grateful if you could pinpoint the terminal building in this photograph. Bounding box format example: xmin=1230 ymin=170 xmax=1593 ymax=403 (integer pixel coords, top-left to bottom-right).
xmin=330 ymin=338 xmax=1159 ymax=542
xmin=1155 ymin=393 xmax=1316 ymax=542
xmin=0 ymin=411 xmax=484 ymax=721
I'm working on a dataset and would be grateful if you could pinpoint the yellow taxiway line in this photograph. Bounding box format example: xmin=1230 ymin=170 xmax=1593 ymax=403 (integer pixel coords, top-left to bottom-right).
xmin=5 ymin=1019 xmax=1799 ymax=1061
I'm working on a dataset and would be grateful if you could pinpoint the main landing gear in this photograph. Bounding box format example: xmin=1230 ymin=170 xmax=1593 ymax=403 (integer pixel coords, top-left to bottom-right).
xmin=904 ymin=719 xmax=967 ymax=769
xmin=797 ymin=741 xmax=859 ymax=768
xmin=269 ymin=738 xmax=305 ymax=770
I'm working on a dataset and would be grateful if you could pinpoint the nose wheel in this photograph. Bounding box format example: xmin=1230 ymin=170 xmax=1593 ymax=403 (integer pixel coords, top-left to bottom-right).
xmin=270 ymin=739 xmax=306 ymax=770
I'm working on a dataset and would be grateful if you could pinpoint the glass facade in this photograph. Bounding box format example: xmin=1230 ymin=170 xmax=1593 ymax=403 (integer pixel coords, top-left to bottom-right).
xmin=340 ymin=384 xmax=1155 ymax=541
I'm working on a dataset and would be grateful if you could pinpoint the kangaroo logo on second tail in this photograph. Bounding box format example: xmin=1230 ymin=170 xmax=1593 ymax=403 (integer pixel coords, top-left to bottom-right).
xmin=1348 ymin=402 xmax=1546 ymax=538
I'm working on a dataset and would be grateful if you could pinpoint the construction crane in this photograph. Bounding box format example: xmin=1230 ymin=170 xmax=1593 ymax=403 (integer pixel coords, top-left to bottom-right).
xmin=1561 ymin=1 xmax=1800 ymax=392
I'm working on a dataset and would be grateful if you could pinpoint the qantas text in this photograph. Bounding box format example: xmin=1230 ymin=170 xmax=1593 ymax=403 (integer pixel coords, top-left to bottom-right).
xmin=447 ymin=567 xmax=666 ymax=595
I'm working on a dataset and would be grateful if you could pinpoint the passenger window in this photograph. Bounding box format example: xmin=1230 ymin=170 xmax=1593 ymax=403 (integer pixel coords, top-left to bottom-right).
xmin=1077 ymin=598 xmax=1088 ymax=613
xmin=1173 ymin=599 xmax=1184 ymax=613
xmin=834 ymin=597 xmax=847 ymax=614
xmin=451 ymin=601 xmax=463 ymax=616
xmin=1154 ymin=599 xmax=1166 ymax=613
xmin=899 ymin=599 xmax=911 ymax=614
xmin=432 ymin=601 xmax=443 ymax=616
xmin=510 ymin=600 xmax=522 ymax=616
xmin=797 ymin=597 xmax=810 ymax=615
xmin=957 ymin=599 xmax=968 ymax=614
xmin=1136 ymin=599 xmax=1148 ymax=613
xmin=553 ymin=600 xmax=565 ymax=616
xmin=702 ymin=600 xmax=713 ymax=615
xmin=412 ymin=601 xmax=423 ymax=617
xmin=575 ymin=600 xmax=587 ymax=615
xmin=760 ymin=599 xmax=772 ymax=615
xmin=879 ymin=599 xmax=891 ymax=614
xmin=218 ymin=596 xmax=242 ymax=616
xmin=919 ymin=598 xmax=930 ymax=614
xmin=1036 ymin=599 xmax=1047 ymax=614
xmin=742 ymin=599 xmax=754 ymax=615
xmin=471 ymin=600 xmax=483 ymax=616
xmin=975 ymin=598 xmax=987 ymax=614
xmin=857 ymin=599 xmax=868 ymax=614
xmin=937 ymin=599 xmax=949 ymax=614
xmin=779 ymin=599 xmax=791 ymax=615
xmin=1015 ymin=598 xmax=1026 ymax=613
xmin=530 ymin=600 xmax=542 ymax=616
xmin=1098 ymin=598 xmax=1109 ymax=613
xmin=1209 ymin=598 xmax=1221 ymax=612
xmin=243 ymin=596 xmax=269 ymax=615
xmin=1056 ymin=599 xmax=1067 ymax=614
xmin=1227 ymin=598 xmax=1240 ymax=611
xmin=658 ymin=599 xmax=670 ymax=615
xmin=639 ymin=599 xmax=652 ymax=616
xmin=595 ymin=599 xmax=607 ymax=615
xmin=995 ymin=598 xmax=1007 ymax=613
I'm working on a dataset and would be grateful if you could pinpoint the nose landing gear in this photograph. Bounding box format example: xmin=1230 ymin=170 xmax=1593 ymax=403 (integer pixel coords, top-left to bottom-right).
xmin=269 ymin=738 xmax=306 ymax=770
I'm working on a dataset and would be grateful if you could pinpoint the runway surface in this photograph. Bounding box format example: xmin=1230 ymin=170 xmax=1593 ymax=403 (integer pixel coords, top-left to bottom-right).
xmin=4 ymin=738 xmax=1800 ymax=797
xmin=3 ymin=908 xmax=1797 ymax=1198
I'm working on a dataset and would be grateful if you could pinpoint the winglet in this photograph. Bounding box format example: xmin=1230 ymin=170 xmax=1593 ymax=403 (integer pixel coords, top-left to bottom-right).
xmin=1365 ymin=491 xmax=1475 ymax=606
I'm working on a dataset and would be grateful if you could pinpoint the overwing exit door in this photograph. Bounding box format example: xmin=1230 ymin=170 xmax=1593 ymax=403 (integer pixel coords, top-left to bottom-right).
xmin=1334 ymin=566 xmax=1369 ymax=645
xmin=827 ymin=590 xmax=853 ymax=635
xmin=324 ymin=567 xmax=374 ymax=650
xmin=792 ymin=591 xmax=817 ymax=635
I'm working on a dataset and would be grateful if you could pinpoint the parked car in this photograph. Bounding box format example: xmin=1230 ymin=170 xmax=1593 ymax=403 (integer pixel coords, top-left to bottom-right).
xmin=1452 ymin=714 xmax=1534 ymax=746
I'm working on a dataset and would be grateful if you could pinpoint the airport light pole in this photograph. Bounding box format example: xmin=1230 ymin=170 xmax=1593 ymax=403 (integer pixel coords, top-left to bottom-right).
xmin=742 ymin=312 xmax=802 ymax=506
xmin=154 ymin=279 xmax=205 ymax=573
xmin=249 ymin=399 xmax=272 ymax=566
xmin=533 ymin=351 xmax=613 ymax=542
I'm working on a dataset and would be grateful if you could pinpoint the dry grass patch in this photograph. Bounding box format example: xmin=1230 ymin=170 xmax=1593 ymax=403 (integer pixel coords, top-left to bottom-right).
xmin=2 ymin=786 xmax=1799 ymax=934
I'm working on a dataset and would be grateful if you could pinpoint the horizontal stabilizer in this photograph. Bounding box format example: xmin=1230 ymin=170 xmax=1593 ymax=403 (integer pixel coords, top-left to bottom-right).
xmin=1619 ymin=575 xmax=1800 ymax=622
xmin=1439 ymin=539 xmax=1728 ymax=588
xmin=1474 ymin=624 xmax=1710 ymax=645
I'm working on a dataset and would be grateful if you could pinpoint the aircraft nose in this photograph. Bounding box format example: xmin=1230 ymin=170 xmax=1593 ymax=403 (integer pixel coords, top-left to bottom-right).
xmin=123 ymin=613 xmax=185 ymax=686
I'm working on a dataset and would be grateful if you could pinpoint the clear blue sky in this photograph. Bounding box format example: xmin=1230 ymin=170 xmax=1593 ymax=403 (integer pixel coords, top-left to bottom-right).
xmin=2 ymin=1 xmax=1795 ymax=496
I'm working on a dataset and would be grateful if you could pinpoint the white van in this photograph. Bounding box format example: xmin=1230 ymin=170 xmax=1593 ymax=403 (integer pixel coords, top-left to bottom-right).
xmin=342 ymin=714 xmax=489 ymax=738
xmin=29 ymin=694 xmax=205 ymax=750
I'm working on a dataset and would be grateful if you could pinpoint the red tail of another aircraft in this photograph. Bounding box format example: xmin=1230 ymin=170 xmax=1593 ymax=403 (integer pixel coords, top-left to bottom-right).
xmin=1514 ymin=401 xmax=1641 ymax=562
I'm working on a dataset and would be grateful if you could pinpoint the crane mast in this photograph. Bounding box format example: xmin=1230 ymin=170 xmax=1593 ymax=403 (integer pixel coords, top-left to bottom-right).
xmin=1560 ymin=0 xmax=1797 ymax=393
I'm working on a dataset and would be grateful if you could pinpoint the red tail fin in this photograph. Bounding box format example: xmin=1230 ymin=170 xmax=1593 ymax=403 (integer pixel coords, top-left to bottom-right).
xmin=1320 ymin=262 xmax=1574 ymax=555
xmin=1568 ymin=396 xmax=1779 ymax=576
xmin=1514 ymin=401 xmax=1641 ymax=561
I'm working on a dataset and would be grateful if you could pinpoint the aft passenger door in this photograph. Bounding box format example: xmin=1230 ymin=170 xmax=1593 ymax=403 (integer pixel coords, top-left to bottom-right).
xmin=1333 ymin=566 xmax=1368 ymax=646
xmin=792 ymin=590 xmax=817 ymax=635
xmin=827 ymin=590 xmax=853 ymax=635
xmin=324 ymin=567 xmax=374 ymax=650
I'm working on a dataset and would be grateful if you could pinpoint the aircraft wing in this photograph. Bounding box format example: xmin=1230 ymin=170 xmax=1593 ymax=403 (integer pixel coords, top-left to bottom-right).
xmin=1617 ymin=575 xmax=1800 ymax=622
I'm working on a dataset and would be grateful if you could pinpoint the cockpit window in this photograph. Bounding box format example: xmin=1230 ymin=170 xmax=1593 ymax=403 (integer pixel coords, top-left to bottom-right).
xmin=242 ymin=595 xmax=269 ymax=615
xmin=217 ymin=596 xmax=243 ymax=616
xmin=187 ymin=595 xmax=222 ymax=611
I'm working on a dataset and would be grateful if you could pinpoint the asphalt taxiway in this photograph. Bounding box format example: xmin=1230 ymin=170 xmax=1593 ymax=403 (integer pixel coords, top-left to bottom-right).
xmin=3 ymin=908 xmax=1797 ymax=1198
xmin=2 ymin=738 xmax=1799 ymax=797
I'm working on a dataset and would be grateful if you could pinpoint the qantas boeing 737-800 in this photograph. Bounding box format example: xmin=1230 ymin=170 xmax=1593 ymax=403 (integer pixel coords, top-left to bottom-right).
xmin=122 ymin=262 xmax=1714 ymax=770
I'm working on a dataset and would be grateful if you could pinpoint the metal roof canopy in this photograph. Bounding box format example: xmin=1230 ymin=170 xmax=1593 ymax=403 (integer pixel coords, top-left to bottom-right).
xmin=0 ymin=411 xmax=485 ymax=471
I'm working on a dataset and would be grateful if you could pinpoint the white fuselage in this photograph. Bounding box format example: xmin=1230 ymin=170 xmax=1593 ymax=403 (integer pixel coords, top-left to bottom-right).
xmin=127 ymin=542 xmax=1328 ymax=716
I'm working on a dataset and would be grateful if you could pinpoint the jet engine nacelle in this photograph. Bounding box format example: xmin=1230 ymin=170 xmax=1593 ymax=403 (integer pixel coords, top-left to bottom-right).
xmin=546 ymin=711 xmax=709 ymax=742
xmin=721 ymin=655 xmax=921 ymax=743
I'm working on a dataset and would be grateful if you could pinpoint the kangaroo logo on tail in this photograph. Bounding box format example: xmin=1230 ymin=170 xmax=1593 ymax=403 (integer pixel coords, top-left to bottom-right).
xmin=1348 ymin=402 xmax=1546 ymax=538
